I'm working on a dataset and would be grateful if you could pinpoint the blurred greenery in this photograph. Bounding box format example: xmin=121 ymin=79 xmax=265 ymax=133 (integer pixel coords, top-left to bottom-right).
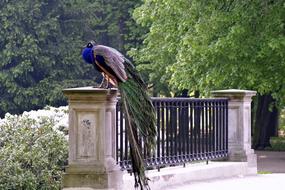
xmin=280 ymin=109 xmax=285 ymax=131
xmin=0 ymin=0 xmax=145 ymax=117
xmin=267 ymin=137 xmax=285 ymax=151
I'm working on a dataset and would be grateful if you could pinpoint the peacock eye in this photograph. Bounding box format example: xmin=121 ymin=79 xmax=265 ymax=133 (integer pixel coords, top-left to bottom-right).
xmin=87 ymin=43 xmax=93 ymax=48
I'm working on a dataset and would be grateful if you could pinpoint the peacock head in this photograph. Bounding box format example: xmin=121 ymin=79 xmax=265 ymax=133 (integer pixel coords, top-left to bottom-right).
xmin=82 ymin=41 xmax=96 ymax=64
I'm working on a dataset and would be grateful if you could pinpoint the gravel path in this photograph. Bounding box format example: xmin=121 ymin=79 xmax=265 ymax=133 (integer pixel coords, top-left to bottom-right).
xmin=166 ymin=174 xmax=285 ymax=190
xmin=256 ymin=151 xmax=285 ymax=173
xmin=166 ymin=151 xmax=285 ymax=190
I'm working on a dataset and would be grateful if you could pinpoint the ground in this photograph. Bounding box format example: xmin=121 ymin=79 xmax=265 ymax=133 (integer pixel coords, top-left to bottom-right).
xmin=256 ymin=151 xmax=285 ymax=173
xmin=167 ymin=174 xmax=285 ymax=190
xmin=167 ymin=151 xmax=285 ymax=190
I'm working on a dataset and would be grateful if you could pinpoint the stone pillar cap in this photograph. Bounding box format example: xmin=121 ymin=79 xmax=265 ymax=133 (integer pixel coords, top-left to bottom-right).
xmin=212 ymin=89 xmax=256 ymax=96
xmin=63 ymin=86 xmax=117 ymax=93
xmin=63 ymin=86 xmax=118 ymax=101
xmin=211 ymin=89 xmax=256 ymax=100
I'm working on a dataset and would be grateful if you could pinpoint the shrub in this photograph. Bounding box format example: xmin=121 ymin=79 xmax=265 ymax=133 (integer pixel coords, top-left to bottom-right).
xmin=0 ymin=107 xmax=68 ymax=189
xmin=280 ymin=109 xmax=285 ymax=131
xmin=269 ymin=137 xmax=285 ymax=151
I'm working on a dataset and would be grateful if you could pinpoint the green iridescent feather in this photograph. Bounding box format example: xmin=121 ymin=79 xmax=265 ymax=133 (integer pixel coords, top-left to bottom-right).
xmin=119 ymin=58 xmax=156 ymax=189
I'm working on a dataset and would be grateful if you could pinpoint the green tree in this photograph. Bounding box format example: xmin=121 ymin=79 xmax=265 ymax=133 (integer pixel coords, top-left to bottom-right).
xmin=133 ymin=0 xmax=285 ymax=148
xmin=0 ymin=0 xmax=96 ymax=117
xmin=84 ymin=0 xmax=146 ymax=55
xmin=0 ymin=0 xmax=144 ymax=117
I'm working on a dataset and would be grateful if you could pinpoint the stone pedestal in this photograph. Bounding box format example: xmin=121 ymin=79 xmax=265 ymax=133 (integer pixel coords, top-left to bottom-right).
xmin=62 ymin=87 xmax=122 ymax=190
xmin=212 ymin=89 xmax=257 ymax=173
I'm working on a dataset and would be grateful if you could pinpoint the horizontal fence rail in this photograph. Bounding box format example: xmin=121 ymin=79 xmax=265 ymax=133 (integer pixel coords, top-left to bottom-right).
xmin=116 ymin=97 xmax=228 ymax=171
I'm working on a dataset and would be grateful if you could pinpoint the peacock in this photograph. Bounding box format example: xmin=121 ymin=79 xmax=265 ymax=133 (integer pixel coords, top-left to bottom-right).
xmin=82 ymin=41 xmax=156 ymax=190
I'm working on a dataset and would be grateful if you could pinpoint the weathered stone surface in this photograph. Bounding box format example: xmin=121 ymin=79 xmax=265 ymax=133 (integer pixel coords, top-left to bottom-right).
xmin=62 ymin=87 xmax=122 ymax=190
xmin=212 ymin=89 xmax=257 ymax=174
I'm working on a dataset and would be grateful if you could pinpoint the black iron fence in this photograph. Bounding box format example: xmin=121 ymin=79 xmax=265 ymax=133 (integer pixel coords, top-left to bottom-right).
xmin=116 ymin=97 xmax=228 ymax=171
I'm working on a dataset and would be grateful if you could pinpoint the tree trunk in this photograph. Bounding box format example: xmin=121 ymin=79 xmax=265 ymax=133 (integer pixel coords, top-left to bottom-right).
xmin=269 ymin=106 xmax=279 ymax=137
xmin=253 ymin=94 xmax=279 ymax=149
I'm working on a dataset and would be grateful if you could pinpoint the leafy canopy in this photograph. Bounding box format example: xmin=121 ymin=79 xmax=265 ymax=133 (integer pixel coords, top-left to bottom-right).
xmin=0 ymin=0 xmax=144 ymax=117
xmin=133 ymin=0 xmax=285 ymax=103
xmin=0 ymin=0 xmax=97 ymax=117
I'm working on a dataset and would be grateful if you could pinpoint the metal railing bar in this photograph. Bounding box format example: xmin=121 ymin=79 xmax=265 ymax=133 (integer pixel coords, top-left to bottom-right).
xmin=115 ymin=97 xmax=228 ymax=171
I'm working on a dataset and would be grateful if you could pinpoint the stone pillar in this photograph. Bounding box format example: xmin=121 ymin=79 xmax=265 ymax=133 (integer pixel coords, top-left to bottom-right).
xmin=212 ymin=89 xmax=257 ymax=174
xmin=62 ymin=87 xmax=122 ymax=190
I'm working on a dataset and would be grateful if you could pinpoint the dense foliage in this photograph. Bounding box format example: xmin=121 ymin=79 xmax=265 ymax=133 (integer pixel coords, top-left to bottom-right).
xmin=0 ymin=0 xmax=144 ymax=117
xmin=132 ymin=0 xmax=285 ymax=102
xmin=0 ymin=0 xmax=92 ymax=117
xmin=132 ymin=0 xmax=285 ymax=148
xmin=0 ymin=107 xmax=68 ymax=189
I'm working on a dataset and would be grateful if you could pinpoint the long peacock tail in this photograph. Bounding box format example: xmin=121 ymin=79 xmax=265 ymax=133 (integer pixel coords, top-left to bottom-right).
xmin=118 ymin=59 xmax=156 ymax=189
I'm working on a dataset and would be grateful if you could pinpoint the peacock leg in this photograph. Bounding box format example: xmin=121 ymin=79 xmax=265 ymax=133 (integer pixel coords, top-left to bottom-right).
xmin=98 ymin=73 xmax=107 ymax=88
xmin=104 ymin=75 xmax=110 ymax=89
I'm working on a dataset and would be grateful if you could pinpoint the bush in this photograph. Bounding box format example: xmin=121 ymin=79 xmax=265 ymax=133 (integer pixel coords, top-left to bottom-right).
xmin=268 ymin=137 xmax=285 ymax=151
xmin=280 ymin=109 xmax=285 ymax=131
xmin=0 ymin=107 xmax=68 ymax=189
